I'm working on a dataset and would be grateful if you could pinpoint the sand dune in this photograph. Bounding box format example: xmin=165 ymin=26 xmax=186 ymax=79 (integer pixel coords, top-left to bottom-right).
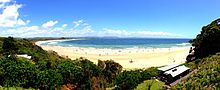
xmin=36 ymin=40 xmax=190 ymax=69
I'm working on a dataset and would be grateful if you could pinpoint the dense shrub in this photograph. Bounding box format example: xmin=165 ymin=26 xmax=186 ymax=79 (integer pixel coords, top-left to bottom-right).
xmin=2 ymin=37 xmax=18 ymax=55
xmin=98 ymin=60 xmax=123 ymax=84
xmin=174 ymin=53 xmax=220 ymax=89
xmin=114 ymin=70 xmax=142 ymax=90
xmin=114 ymin=67 xmax=159 ymax=90
xmin=76 ymin=58 xmax=102 ymax=89
xmin=35 ymin=69 xmax=63 ymax=90
xmin=57 ymin=60 xmax=83 ymax=85
xmin=0 ymin=57 xmax=37 ymax=88
xmin=77 ymin=58 xmax=101 ymax=77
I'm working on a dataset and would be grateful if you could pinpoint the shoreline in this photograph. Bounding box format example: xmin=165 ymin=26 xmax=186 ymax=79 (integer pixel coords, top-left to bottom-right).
xmin=36 ymin=39 xmax=190 ymax=69
xmin=35 ymin=38 xmax=78 ymax=45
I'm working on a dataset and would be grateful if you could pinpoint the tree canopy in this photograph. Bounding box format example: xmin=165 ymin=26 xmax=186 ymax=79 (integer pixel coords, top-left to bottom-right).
xmin=2 ymin=37 xmax=18 ymax=56
xmin=0 ymin=37 xmax=104 ymax=89
xmin=190 ymin=18 xmax=220 ymax=58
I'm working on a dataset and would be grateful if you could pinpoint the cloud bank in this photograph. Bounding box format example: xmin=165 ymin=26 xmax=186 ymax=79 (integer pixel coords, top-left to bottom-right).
xmin=42 ymin=20 xmax=58 ymax=28
xmin=0 ymin=0 xmax=28 ymax=27
xmin=0 ymin=0 xmax=184 ymax=38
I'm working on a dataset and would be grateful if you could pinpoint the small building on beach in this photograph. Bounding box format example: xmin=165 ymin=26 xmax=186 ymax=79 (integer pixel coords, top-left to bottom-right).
xmin=158 ymin=64 xmax=190 ymax=84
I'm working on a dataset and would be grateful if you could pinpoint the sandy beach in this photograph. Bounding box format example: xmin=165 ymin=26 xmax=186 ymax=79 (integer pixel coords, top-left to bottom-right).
xmin=36 ymin=40 xmax=190 ymax=69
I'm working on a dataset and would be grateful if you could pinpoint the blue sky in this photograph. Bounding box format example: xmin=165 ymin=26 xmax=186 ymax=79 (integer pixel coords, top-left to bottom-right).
xmin=0 ymin=0 xmax=220 ymax=38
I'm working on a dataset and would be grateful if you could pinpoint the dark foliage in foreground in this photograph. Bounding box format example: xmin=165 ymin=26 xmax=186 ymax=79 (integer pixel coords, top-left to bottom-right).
xmin=114 ymin=67 xmax=159 ymax=90
xmin=1 ymin=37 xmax=156 ymax=89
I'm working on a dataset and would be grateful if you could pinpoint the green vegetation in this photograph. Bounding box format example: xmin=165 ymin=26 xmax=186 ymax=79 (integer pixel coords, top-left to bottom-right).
xmin=98 ymin=60 xmax=123 ymax=85
xmin=0 ymin=86 xmax=34 ymax=90
xmin=3 ymin=17 xmax=220 ymax=90
xmin=35 ymin=69 xmax=63 ymax=89
xmin=2 ymin=37 xmax=18 ymax=56
xmin=173 ymin=18 xmax=220 ymax=89
xmin=135 ymin=79 xmax=164 ymax=90
xmin=190 ymin=18 xmax=220 ymax=59
xmin=0 ymin=37 xmax=158 ymax=89
xmin=0 ymin=37 xmax=111 ymax=89
xmin=0 ymin=57 xmax=37 ymax=88
xmin=56 ymin=60 xmax=83 ymax=85
xmin=114 ymin=67 xmax=159 ymax=90
xmin=174 ymin=53 xmax=220 ymax=89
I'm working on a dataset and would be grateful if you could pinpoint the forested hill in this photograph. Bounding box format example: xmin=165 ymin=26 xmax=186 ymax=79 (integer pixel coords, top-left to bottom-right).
xmin=0 ymin=37 xmax=159 ymax=90
xmin=190 ymin=18 xmax=220 ymax=59
xmin=173 ymin=18 xmax=220 ymax=89
xmin=0 ymin=37 xmax=124 ymax=89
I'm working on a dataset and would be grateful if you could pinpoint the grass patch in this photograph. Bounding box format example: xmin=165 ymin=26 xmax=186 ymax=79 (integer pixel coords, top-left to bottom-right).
xmin=135 ymin=79 xmax=164 ymax=90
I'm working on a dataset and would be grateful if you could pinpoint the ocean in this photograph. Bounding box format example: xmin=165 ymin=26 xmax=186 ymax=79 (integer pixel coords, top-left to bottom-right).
xmin=41 ymin=38 xmax=191 ymax=49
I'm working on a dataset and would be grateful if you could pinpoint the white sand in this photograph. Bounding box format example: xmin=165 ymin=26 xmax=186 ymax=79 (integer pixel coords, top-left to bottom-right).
xmin=36 ymin=40 xmax=190 ymax=69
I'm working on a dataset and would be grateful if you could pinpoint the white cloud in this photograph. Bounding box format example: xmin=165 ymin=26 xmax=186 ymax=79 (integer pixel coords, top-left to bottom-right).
xmin=1 ymin=25 xmax=40 ymax=37
xmin=42 ymin=20 xmax=58 ymax=28
xmin=99 ymin=28 xmax=127 ymax=37
xmin=0 ymin=0 xmax=11 ymax=3
xmin=1 ymin=22 xmax=182 ymax=37
xmin=0 ymin=3 xmax=183 ymax=39
xmin=6 ymin=26 xmax=39 ymax=34
xmin=0 ymin=0 xmax=28 ymax=27
xmin=0 ymin=0 xmax=11 ymax=8
xmin=73 ymin=19 xmax=84 ymax=28
xmin=17 ymin=19 xmax=26 ymax=25
xmin=94 ymin=28 xmax=183 ymax=38
xmin=82 ymin=23 xmax=89 ymax=26
xmin=61 ymin=24 xmax=67 ymax=28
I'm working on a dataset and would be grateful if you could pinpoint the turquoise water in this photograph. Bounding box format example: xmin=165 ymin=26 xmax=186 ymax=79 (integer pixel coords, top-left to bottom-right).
xmin=41 ymin=38 xmax=191 ymax=49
